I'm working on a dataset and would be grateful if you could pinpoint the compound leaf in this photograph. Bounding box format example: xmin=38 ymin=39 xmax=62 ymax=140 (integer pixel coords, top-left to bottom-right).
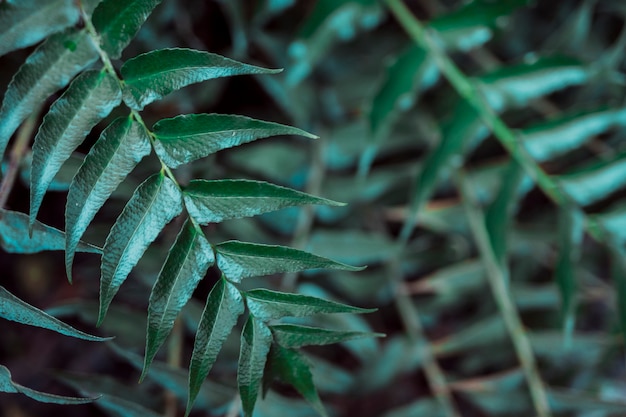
xmin=143 ymin=219 xmax=214 ymax=380
xmin=65 ymin=116 xmax=151 ymax=281
xmin=184 ymin=179 xmax=343 ymax=225
xmin=246 ymin=288 xmax=374 ymax=321
xmin=238 ymin=315 xmax=272 ymax=417
xmin=152 ymin=113 xmax=317 ymax=169
xmin=91 ymin=0 xmax=162 ymax=59
xmin=31 ymin=69 xmax=121 ymax=230
xmin=0 ymin=28 xmax=98 ymax=159
xmin=0 ymin=209 xmax=100 ymax=254
xmin=264 ymin=345 xmax=326 ymax=417
xmin=0 ymin=365 xmax=96 ymax=404
xmin=0 ymin=0 xmax=79 ymax=58
xmin=187 ymin=277 xmax=244 ymax=415
xmin=121 ymin=48 xmax=281 ymax=110
xmin=99 ymin=173 xmax=182 ymax=325
xmin=214 ymin=241 xmax=363 ymax=282
xmin=0 ymin=286 xmax=109 ymax=341
xmin=271 ymin=324 xmax=382 ymax=348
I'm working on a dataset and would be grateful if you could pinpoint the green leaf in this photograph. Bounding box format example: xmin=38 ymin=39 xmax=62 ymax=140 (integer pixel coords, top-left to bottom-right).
xmin=91 ymin=0 xmax=163 ymax=59
xmin=559 ymin=154 xmax=626 ymax=206
xmin=0 ymin=209 xmax=100 ymax=254
xmin=0 ymin=0 xmax=79 ymax=57
xmin=121 ymin=48 xmax=281 ymax=110
xmin=522 ymin=107 xmax=626 ymax=162
xmin=610 ymin=247 xmax=626 ymax=338
xmin=214 ymin=241 xmax=363 ymax=282
xmin=271 ymin=324 xmax=382 ymax=348
xmin=187 ymin=277 xmax=244 ymax=415
xmin=65 ymin=116 xmax=151 ymax=281
xmin=238 ymin=315 xmax=273 ymax=417
xmin=0 ymin=28 xmax=98 ymax=159
xmin=555 ymin=205 xmax=584 ymax=342
xmin=99 ymin=173 xmax=183 ymax=325
xmin=0 ymin=285 xmax=109 ymax=341
xmin=152 ymin=113 xmax=317 ymax=168
xmin=477 ymin=56 xmax=590 ymax=111
xmin=143 ymin=219 xmax=214 ymax=380
xmin=0 ymin=365 xmax=96 ymax=404
xmin=245 ymin=288 xmax=374 ymax=321
xmin=31 ymin=69 xmax=121 ymax=230
xmin=265 ymin=345 xmax=327 ymax=417
xmin=183 ymin=179 xmax=343 ymax=225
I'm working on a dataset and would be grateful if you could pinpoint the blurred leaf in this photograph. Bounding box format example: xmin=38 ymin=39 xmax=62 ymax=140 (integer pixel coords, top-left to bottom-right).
xmin=65 ymin=116 xmax=151 ymax=281
xmin=239 ymin=315 xmax=273 ymax=417
xmin=0 ymin=209 xmax=100 ymax=254
xmin=0 ymin=0 xmax=79 ymax=57
xmin=184 ymin=179 xmax=342 ymax=225
xmin=99 ymin=173 xmax=183 ymax=325
xmin=31 ymin=69 xmax=121 ymax=230
xmin=143 ymin=219 xmax=214 ymax=379
xmin=307 ymin=230 xmax=397 ymax=265
xmin=0 ymin=28 xmax=98 ymax=158
xmin=382 ymin=398 xmax=445 ymax=417
xmin=0 ymin=286 xmax=109 ymax=341
xmin=0 ymin=365 xmax=96 ymax=404
xmin=152 ymin=113 xmax=317 ymax=168
xmin=121 ymin=48 xmax=280 ymax=110
xmin=246 ymin=288 xmax=373 ymax=321
xmin=92 ymin=0 xmax=163 ymax=59
xmin=187 ymin=276 xmax=244 ymax=415
xmin=559 ymin=153 xmax=626 ymax=206
xmin=271 ymin=324 xmax=382 ymax=348
xmin=214 ymin=241 xmax=363 ymax=282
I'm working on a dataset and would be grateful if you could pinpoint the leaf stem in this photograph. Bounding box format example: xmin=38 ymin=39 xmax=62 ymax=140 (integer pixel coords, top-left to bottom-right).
xmin=0 ymin=108 xmax=41 ymax=210
xmin=456 ymin=170 xmax=552 ymax=417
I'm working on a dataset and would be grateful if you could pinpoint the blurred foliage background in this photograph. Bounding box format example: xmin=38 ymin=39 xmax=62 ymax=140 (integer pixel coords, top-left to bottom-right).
xmin=2 ymin=0 xmax=626 ymax=416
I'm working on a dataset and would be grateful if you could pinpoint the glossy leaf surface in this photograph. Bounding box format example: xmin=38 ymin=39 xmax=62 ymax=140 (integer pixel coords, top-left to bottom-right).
xmin=92 ymin=0 xmax=163 ymax=59
xmin=99 ymin=174 xmax=183 ymax=325
xmin=246 ymin=288 xmax=374 ymax=321
xmin=65 ymin=116 xmax=151 ymax=280
xmin=184 ymin=179 xmax=343 ymax=224
xmin=0 ymin=29 xmax=98 ymax=159
xmin=187 ymin=277 xmax=244 ymax=415
xmin=0 ymin=286 xmax=109 ymax=341
xmin=143 ymin=219 xmax=214 ymax=379
xmin=152 ymin=113 xmax=317 ymax=168
xmin=31 ymin=69 xmax=121 ymax=228
xmin=0 ymin=0 xmax=79 ymax=57
xmin=238 ymin=315 xmax=273 ymax=417
xmin=121 ymin=48 xmax=280 ymax=110
xmin=214 ymin=241 xmax=363 ymax=282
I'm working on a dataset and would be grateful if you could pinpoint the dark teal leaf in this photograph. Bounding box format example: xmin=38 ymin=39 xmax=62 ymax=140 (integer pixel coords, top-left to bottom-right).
xmin=143 ymin=219 xmax=214 ymax=380
xmin=239 ymin=315 xmax=273 ymax=417
xmin=591 ymin=203 xmax=626 ymax=245
xmin=246 ymin=288 xmax=374 ymax=321
xmin=0 ymin=365 xmax=96 ymax=404
xmin=271 ymin=324 xmax=382 ymax=348
xmin=0 ymin=0 xmax=79 ymax=57
xmin=0 ymin=286 xmax=109 ymax=341
xmin=522 ymin=107 xmax=626 ymax=162
xmin=0 ymin=209 xmax=100 ymax=254
xmin=265 ymin=345 xmax=327 ymax=417
xmin=0 ymin=28 xmax=98 ymax=159
xmin=92 ymin=0 xmax=162 ymax=59
xmin=31 ymin=69 xmax=121 ymax=230
xmin=152 ymin=113 xmax=317 ymax=168
xmin=65 ymin=116 xmax=151 ymax=281
xmin=214 ymin=241 xmax=363 ymax=282
xmin=559 ymin=154 xmax=626 ymax=206
xmin=121 ymin=48 xmax=281 ymax=110
xmin=99 ymin=173 xmax=183 ymax=325
xmin=611 ymin=247 xmax=626 ymax=338
xmin=555 ymin=205 xmax=584 ymax=340
xmin=184 ymin=179 xmax=343 ymax=225
xmin=187 ymin=276 xmax=244 ymax=415
xmin=20 ymin=152 xmax=85 ymax=192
